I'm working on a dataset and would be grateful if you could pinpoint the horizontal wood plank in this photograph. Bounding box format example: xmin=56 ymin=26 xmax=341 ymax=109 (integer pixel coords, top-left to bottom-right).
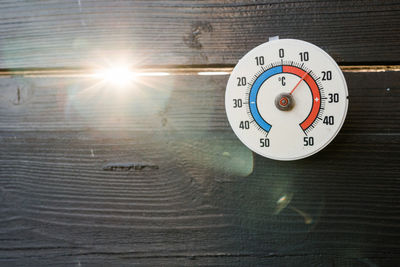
xmin=0 ymin=71 xmax=398 ymax=134
xmin=0 ymin=0 xmax=399 ymax=68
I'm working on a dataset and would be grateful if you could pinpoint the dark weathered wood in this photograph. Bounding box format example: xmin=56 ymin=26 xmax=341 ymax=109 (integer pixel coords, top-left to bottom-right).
xmin=0 ymin=71 xmax=399 ymax=265
xmin=1 ymin=130 xmax=400 ymax=265
xmin=0 ymin=72 xmax=398 ymax=134
xmin=0 ymin=1 xmax=398 ymax=265
xmin=0 ymin=1 xmax=399 ymax=68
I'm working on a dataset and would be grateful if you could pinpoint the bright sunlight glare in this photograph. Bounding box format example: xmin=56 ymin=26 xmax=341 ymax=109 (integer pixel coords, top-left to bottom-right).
xmin=97 ymin=67 xmax=135 ymax=87
xmin=92 ymin=66 xmax=170 ymax=87
xmin=197 ymin=71 xmax=230 ymax=76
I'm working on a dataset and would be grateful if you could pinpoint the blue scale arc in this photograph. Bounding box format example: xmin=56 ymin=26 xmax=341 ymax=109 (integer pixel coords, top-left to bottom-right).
xmin=249 ymin=66 xmax=283 ymax=132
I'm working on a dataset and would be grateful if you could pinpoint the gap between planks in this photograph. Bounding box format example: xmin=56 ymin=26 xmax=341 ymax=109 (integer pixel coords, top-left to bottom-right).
xmin=0 ymin=65 xmax=399 ymax=78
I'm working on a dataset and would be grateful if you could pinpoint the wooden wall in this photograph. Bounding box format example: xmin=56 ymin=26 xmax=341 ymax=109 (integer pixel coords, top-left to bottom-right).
xmin=0 ymin=1 xmax=399 ymax=266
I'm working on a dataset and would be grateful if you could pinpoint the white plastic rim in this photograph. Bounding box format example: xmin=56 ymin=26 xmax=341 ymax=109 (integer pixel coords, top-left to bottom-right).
xmin=225 ymin=39 xmax=349 ymax=161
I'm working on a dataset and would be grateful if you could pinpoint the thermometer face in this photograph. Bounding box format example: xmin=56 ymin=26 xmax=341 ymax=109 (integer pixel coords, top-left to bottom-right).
xmin=225 ymin=39 xmax=348 ymax=160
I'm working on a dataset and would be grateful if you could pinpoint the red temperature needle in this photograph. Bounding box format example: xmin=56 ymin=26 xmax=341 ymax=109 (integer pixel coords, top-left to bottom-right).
xmin=289 ymin=71 xmax=309 ymax=95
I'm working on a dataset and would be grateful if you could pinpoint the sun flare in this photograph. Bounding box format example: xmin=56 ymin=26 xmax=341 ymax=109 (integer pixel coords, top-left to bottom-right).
xmin=95 ymin=66 xmax=135 ymax=87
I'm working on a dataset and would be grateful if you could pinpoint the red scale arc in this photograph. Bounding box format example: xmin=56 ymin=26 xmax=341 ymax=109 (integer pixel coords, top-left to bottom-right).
xmin=282 ymin=66 xmax=321 ymax=131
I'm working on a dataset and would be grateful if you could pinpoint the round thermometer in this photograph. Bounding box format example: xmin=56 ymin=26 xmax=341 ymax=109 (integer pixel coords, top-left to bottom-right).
xmin=225 ymin=39 xmax=348 ymax=160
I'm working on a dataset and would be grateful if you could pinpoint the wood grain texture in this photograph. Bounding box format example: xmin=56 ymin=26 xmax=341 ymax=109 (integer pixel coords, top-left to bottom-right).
xmin=0 ymin=72 xmax=399 ymax=265
xmin=1 ymin=131 xmax=399 ymax=266
xmin=0 ymin=72 xmax=398 ymax=134
xmin=0 ymin=0 xmax=399 ymax=68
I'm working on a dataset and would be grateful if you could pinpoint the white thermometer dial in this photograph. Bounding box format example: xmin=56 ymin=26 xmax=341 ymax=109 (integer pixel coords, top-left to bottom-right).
xmin=225 ymin=39 xmax=349 ymax=160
